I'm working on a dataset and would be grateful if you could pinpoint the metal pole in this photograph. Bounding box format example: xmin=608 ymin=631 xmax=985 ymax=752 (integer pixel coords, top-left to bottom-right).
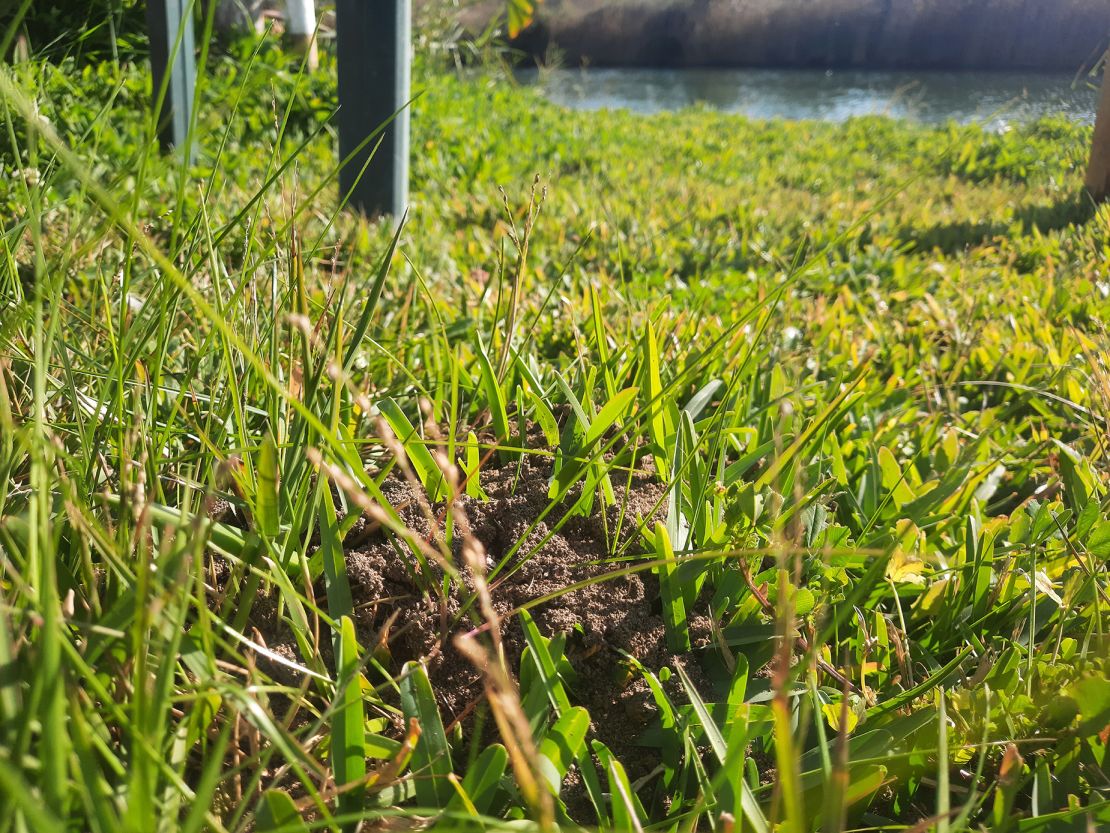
xmin=335 ymin=0 xmax=410 ymax=218
xmin=1087 ymin=57 xmax=1110 ymax=202
xmin=146 ymin=0 xmax=196 ymax=158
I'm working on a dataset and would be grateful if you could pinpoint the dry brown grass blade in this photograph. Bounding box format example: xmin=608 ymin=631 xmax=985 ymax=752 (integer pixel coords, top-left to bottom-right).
xmin=453 ymin=632 xmax=553 ymax=831
xmin=450 ymin=493 xmax=555 ymax=832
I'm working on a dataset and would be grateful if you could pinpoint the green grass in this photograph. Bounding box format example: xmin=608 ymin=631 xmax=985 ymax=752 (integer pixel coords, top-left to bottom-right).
xmin=1 ymin=21 xmax=1109 ymax=833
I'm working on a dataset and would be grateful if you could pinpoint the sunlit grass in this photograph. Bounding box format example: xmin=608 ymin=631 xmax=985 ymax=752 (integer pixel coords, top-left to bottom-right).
xmin=0 ymin=16 xmax=1108 ymax=833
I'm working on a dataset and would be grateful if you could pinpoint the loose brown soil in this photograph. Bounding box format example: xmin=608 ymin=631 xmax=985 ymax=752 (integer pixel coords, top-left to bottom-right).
xmin=248 ymin=448 xmax=716 ymax=818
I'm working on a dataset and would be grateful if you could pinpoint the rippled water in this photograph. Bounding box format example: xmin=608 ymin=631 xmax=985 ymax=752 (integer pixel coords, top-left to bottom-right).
xmin=520 ymin=67 xmax=1098 ymax=127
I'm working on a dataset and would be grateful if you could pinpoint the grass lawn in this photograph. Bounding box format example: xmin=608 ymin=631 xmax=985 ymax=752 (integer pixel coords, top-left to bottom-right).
xmin=0 ymin=28 xmax=1109 ymax=833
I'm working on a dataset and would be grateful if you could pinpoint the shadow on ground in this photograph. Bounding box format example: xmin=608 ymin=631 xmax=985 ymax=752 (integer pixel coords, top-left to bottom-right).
xmin=898 ymin=191 xmax=1099 ymax=254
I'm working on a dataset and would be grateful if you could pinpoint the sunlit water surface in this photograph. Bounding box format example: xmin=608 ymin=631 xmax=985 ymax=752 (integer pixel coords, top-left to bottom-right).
xmin=518 ymin=67 xmax=1098 ymax=127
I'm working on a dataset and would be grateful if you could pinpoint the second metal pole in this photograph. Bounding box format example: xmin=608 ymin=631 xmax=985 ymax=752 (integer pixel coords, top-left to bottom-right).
xmin=146 ymin=0 xmax=196 ymax=158
xmin=335 ymin=0 xmax=411 ymax=218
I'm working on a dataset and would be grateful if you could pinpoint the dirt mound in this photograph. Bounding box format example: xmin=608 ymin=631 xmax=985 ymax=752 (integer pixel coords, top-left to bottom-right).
xmin=252 ymin=449 xmax=715 ymax=808
xmin=362 ymin=454 xmax=713 ymax=767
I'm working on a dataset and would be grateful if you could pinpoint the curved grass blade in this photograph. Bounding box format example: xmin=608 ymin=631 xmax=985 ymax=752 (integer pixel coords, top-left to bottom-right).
xmin=519 ymin=610 xmax=571 ymax=717
xmin=380 ymin=397 xmax=446 ymax=500
xmin=593 ymin=741 xmax=645 ymax=833
xmin=400 ymin=660 xmax=453 ymax=809
xmin=446 ymin=743 xmax=508 ymax=816
xmin=256 ymin=789 xmax=307 ymax=833
xmin=537 ymin=706 xmax=590 ymax=795
xmin=342 ymin=214 xmax=404 ymax=373
xmin=683 ymin=379 xmax=724 ymax=421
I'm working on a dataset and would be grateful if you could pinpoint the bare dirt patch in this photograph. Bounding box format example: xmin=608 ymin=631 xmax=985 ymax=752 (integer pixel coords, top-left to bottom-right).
xmin=250 ymin=449 xmax=715 ymax=817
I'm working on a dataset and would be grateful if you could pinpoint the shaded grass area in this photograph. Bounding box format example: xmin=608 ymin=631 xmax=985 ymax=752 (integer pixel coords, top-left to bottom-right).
xmin=1 ymin=33 xmax=1109 ymax=833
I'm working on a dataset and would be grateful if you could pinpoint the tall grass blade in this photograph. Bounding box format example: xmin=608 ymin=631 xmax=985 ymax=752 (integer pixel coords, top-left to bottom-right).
xmin=476 ymin=343 xmax=512 ymax=463
xmin=520 ymin=610 xmax=572 ymax=716
xmin=400 ymin=660 xmax=454 ymax=809
xmin=256 ymin=431 xmax=281 ymax=537
xmin=654 ymin=522 xmax=690 ymax=652
xmin=319 ymin=486 xmax=354 ymax=621
xmin=334 ymin=616 xmax=368 ymax=825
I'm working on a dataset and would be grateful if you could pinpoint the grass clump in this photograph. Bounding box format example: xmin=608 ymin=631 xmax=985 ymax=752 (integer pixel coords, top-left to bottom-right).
xmin=1 ymin=22 xmax=1109 ymax=833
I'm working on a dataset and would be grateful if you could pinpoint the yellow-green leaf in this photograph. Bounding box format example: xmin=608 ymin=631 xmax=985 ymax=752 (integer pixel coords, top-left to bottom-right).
xmin=507 ymin=0 xmax=536 ymax=38
xmin=255 ymin=432 xmax=280 ymax=537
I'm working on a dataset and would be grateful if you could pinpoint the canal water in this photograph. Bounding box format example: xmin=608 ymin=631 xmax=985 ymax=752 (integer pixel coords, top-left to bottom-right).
xmin=519 ymin=68 xmax=1098 ymax=127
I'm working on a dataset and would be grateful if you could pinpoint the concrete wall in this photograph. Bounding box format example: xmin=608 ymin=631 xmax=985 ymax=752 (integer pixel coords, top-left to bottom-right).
xmin=461 ymin=0 xmax=1110 ymax=71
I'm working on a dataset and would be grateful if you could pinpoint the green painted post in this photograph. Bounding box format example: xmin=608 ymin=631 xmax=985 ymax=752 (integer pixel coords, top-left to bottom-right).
xmin=146 ymin=0 xmax=196 ymax=158
xmin=335 ymin=0 xmax=410 ymax=218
